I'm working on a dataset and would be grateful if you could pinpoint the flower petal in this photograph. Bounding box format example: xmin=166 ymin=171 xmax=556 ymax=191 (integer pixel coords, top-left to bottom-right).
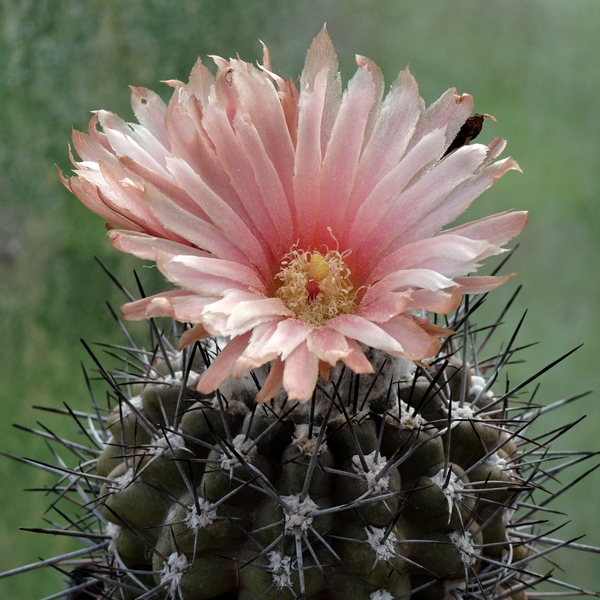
xmin=306 ymin=327 xmax=352 ymax=365
xmin=196 ymin=332 xmax=252 ymax=394
xmin=283 ymin=342 xmax=320 ymax=403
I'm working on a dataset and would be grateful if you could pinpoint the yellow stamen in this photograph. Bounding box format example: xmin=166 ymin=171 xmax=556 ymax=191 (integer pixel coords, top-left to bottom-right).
xmin=275 ymin=248 xmax=357 ymax=326
xmin=308 ymin=252 xmax=329 ymax=282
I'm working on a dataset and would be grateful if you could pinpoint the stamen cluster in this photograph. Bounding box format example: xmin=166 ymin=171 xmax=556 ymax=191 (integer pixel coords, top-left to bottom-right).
xmin=275 ymin=248 xmax=358 ymax=326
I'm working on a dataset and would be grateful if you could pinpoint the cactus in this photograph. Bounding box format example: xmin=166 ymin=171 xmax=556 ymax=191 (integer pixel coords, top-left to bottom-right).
xmin=1 ymin=28 xmax=598 ymax=600
xmin=2 ymin=269 xmax=598 ymax=599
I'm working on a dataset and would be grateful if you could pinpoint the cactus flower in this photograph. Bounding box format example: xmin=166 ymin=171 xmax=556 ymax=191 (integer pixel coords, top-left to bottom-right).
xmin=62 ymin=28 xmax=526 ymax=402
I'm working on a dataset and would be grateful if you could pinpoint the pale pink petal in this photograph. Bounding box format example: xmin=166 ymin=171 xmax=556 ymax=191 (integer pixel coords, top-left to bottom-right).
xmin=341 ymin=339 xmax=375 ymax=374
xmin=356 ymin=291 xmax=412 ymax=323
xmin=361 ymin=269 xmax=455 ymax=305
xmin=261 ymin=319 xmax=313 ymax=361
xmin=283 ymin=342 xmax=320 ymax=403
xmin=404 ymin=288 xmax=463 ymax=314
xmin=367 ymin=235 xmax=495 ymax=284
xmin=121 ymin=290 xmax=212 ymax=322
xmin=232 ymin=322 xmax=281 ymax=376
xmin=401 ymin=157 xmax=522 ymax=247
xmin=98 ymin=110 xmax=171 ymax=177
xmin=130 ymin=87 xmax=169 ymax=148
xmin=306 ymin=327 xmax=352 ymax=365
xmin=196 ymin=332 xmax=252 ymax=394
xmin=200 ymin=106 xmax=284 ymax=255
xmin=231 ymin=115 xmax=294 ymax=249
xmin=155 ymin=254 xmax=265 ymax=294
xmin=227 ymin=59 xmax=296 ymax=204
xmin=60 ymin=170 xmax=144 ymax=231
xmin=109 ymin=230 xmax=209 ymax=261
xmin=454 ymin=274 xmax=515 ymax=294
xmin=167 ymin=156 xmax=273 ymax=273
xmin=226 ymin=298 xmax=292 ymax=331
xmin=71 ymin=127 xmax=120 ymax=166
xmin=142 ymin=183 xmax=254 ymax=265
xmin=164 ymin=83 xmax=242 ymax=210
xmin=255 ymin=358 xmax=285 ymax=403
xmin=300 ymin=27 xmax=342 ymax=155
xmin=328 ymin=315 xmax=405 ymax=354
xmin=178 ymin=323 xmax=210 ymax=349
xmin=95 ymin=161 xmax=184 ymax=241
xmin=358 ymin=143 xmax=490 ymax=265
xmin=442 ymin=210 xmax=528 ymax=246
xmin=342 ymin=68 xmax=424 ymax=234
xmin=347 ymin=127 xmax=448 ymax=252
xmin=119 ymin=155 xmax=211 ymax=221
xmin=293 ymin=27 xmax=342 ymax=244
xmin=408 ymin=88 xmax=474 ymax=153
xmin=318 ymin=55 xmax=382 ymax=238
xmin=377 ymin=315 xmax=442 ymax=360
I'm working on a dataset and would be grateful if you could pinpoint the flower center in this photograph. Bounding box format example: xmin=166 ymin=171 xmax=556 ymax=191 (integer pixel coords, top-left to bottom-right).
xmin=275 ymin=248 xmax=358 ymax=326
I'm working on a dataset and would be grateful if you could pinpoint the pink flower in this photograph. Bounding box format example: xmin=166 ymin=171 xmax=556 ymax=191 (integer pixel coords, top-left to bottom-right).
xmin=62 ymin=28 xmax=527 ymax=403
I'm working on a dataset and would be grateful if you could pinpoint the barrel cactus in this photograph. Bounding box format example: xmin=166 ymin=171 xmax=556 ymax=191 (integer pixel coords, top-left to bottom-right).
xmin=2 ymin=26 xmax=598 ymax=599
xmin=4 ymin=280 xmax=597 ymax=600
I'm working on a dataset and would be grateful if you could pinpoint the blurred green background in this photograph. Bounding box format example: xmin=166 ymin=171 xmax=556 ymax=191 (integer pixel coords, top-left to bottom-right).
xmin=1 ymin=0 xmax=599 ymax=597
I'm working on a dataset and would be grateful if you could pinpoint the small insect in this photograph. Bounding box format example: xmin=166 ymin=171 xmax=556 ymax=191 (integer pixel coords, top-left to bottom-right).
xmin=444 ymin=113 xmax=496 ymax=156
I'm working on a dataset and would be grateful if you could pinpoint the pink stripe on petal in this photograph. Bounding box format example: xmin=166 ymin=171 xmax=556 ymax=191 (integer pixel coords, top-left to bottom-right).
xmin=319 ymin=57 xmax=382 ymax=237
xmin=403 ymin=157 xmax=522 ymax=246
xmin=229 ymin=62 xmax=296 ymax=201
xmin=294 ymin=28 xmax=342 ymax=244
xmin=360 ymin=144 xmax=489 ymax=263
xmin=293 ymin=67 xmax=328 ymax=244
xmin=232 ymin=116 xmax=294 ymax=249
xmin=61 ymin=172 xmax=143 ymax=231
xmin=143 ymin=183 xmax=254 ymax=265
xmin=119 ymin=155 xmax=211 ymax=221
xmin=283 ymin=342 xmax=320 ymax=403
xmin=99 ymin=111 xmax=171 ymax=178
xmin=202 ymin=108 xmax=284 ymax=255
xmin=71 ymin=128 xmax=119 ymax=165
xmin=300 ymin=27 xmax=342 ymax=154
xmin=164 ymin=92 xmax=240 ymax=210
xmin=367 ymin=235 xmax=494 ymax=283
xmin=348 ymin=127 xmax=448 ymax=252
xmin=167 ymin=157 xmax=272 ymax=274
xmin=342 ymin=68 xmax=423 ymax=234
xmin=186 ymin=57 xmax=216 ymax=105
xmin=196 ymin=332 xmax=252 ymax=394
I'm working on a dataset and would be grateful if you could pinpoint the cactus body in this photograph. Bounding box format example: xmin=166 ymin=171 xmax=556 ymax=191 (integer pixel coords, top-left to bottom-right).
xmin=3 ymin=286 xmax=598 ymax=600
